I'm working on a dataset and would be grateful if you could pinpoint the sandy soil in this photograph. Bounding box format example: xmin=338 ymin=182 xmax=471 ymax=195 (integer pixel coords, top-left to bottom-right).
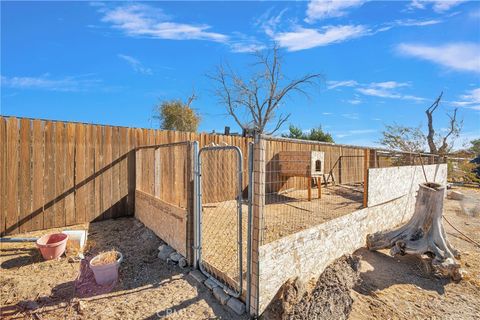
xmin=350 ymin=187 xmax=480 ymax=320
xmin=0 ymin=218 xmax=246 ymax=319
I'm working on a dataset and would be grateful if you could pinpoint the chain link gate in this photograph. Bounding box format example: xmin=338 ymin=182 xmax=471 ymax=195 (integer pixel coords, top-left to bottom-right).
xmin=194 ymin=145 xmax=247 ymax=298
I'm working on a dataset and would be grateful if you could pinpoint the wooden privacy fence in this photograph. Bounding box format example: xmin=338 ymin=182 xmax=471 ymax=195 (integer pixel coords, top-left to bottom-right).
xmin=0 ymin=116 xmax=250 ymax=236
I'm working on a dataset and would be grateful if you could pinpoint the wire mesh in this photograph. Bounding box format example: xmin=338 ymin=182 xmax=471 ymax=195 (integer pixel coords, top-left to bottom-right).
xmin=199 ymin=147 xmax=248 ymax=294
xmin=374 ymin=151 xmax=445 ymax=168
xmin=260 ymin=141 xmax=366 ymax=245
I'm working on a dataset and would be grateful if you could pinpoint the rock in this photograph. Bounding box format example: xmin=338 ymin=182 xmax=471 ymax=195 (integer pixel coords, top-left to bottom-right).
xmin=189 ymin=270 xmax=207 ymax=283
xmin=169 ymin=252 xmax=182 ymax=262
xmin=157 ymin=245 xmax=175 ymax=260
xmin=178 ymin=257 xmax=188 ymax=268
xmin=213 ymin=287 xmax=230 ymax=305
xmin=227 ymin=297 xmax=246 ymax=315
xmin=204 ymin=277 xmax=219 ymax=290
xmin=448 ymin=190 xmax=464 ymax=200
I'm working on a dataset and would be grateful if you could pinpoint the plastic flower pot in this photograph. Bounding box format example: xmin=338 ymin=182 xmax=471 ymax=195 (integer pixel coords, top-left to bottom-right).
xmin=89 ymin=251 xmax=123 ymax=285
xmin=36 ymin=233 xmax=69 ymax=260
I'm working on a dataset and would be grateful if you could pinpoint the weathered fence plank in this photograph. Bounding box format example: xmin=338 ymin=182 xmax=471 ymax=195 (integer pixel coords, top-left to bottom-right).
xmin=103 ymin=126 xmax=113 ymax=220
xmin=54 ymin=121 xmax=66 ymax=228
xmin=86 ymin=125 xmax=96 ymax=222
xmin=94 ymin=125 xmax=103 ymax=221
xmin=65 ymin=123 xmax=75 ymax=226
xmin=43 ymin=121 xmax=56 ymax=229
xmin=0 ymin=117 xmax=6 ymax=234
xmin=111 ymin=127 xmax=120 ymax=218
xmin=32 ymin=120 xmax=44 ymax=231
xmin=75 ymin=124 xmax=86 ymax=223
xmin=6 ymin=118 xmax=19 ymax=234
xmin=18 ymin=119 xmax=32 ymax=232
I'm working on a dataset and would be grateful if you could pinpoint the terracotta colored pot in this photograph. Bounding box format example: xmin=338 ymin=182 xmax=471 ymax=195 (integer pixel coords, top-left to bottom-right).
xmin=89 ymin=251 xmax=123 ymax=285
xmin=36 ymin=233 xmax=68 ymax=260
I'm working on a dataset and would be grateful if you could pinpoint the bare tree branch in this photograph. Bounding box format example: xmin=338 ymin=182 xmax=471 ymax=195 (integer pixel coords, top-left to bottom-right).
xmin=426 ymin=91 xmax=443 ymax=154
xmin=209 ymin=44 xmax=323 ymax=134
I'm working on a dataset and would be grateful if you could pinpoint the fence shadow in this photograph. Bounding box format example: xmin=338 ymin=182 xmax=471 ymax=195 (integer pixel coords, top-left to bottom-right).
xmin=2 ymin=150 xmax=136 ymax=236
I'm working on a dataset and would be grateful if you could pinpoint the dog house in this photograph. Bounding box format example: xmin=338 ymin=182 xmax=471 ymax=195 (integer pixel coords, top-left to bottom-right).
xmin=278 ymin=151 xmax=325 ymax=201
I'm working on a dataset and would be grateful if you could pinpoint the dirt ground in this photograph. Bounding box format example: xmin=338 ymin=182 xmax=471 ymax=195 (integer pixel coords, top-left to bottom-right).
xmin=350 ymin=186 xmax=480 ymax=320
xmin=0 ymin=218 xmax=246 ymax=320
xmin=2 ymin=186 xmax=478 ymax=319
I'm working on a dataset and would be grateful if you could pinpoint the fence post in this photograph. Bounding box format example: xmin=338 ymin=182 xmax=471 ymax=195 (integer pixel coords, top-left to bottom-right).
xmin=363 ymin=149 xmax=369 ymax=208
xmin=338 ymin=156 xmax=343 ymax=184
xmin=369 ymin=149 xmax=377 ymax=168
xmin=249 ymin=135 xmax=265 ymax=317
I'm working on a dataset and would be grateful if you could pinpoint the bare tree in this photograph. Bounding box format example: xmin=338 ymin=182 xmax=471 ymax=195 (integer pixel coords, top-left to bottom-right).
xmin=425 ymin=91 xmax=462 ymax=155
xmin=209 ymin=45 xmax=322 ymax=135
xmin=380 ymin=92 xmax=462 ymax=155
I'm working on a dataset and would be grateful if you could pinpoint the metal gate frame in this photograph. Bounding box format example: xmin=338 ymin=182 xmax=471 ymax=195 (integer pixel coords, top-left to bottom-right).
xmin=193 ymin=144 xmax=246 ymax=298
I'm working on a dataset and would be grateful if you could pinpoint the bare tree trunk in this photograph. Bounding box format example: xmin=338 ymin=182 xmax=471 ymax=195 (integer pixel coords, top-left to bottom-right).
xmin=425 ymin=92 xmax=443 ymax=154
xmin=367 ymin=182 xmax=463 ymax=281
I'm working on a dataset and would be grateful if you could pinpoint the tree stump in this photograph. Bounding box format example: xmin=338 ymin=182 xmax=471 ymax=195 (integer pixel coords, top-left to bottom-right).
xmin=367 ymin=182 xmax=463 ymax=281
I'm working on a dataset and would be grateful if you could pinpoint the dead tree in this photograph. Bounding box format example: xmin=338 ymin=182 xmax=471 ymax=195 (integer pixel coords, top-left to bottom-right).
xmin=367 ymin=182 xmax=463 ymax=281
xmin=209 ymin=45 xmax=322 ymax=135
xmin=425 ymin=92 xmax=461 ymax=155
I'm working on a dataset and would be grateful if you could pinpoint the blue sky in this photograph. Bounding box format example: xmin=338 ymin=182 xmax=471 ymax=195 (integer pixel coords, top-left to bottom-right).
xmin=1 ymin=0 xmax=479 ymax=148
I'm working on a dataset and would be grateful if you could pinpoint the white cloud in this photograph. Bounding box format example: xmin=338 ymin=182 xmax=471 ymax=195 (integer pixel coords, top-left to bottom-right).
xmin=273 ymin=25 xmax=368 ymax=51
xmin=450 ymin=88 xmax=480 ymax=110
xmin=305 ymin=0 xmax=366 ymax=22
xmin=409 ymin=0 xmax=467 ymax=13
xmin=356 ymin=81 xmax=426 ymax=101
xmin=393 ymin=18 xmax=442 ymax=27
xmin=118 ymin=54 xmax=152 ymax=75
xmin=101 ymin=3 xmax=228 ymax=42
xmin=372 ymin=81 xmax=409 ymax=89
xmin=228 ymin=33 xmax=266 ymax=53
xmin=347 ymin=98 xmax=362 ymax=105
xmin=1 ymin=74 xmax=101 ymax=92
xmin=397 ymin=42 xmax=480 ymax=73
xmin=327 ymin=80 xmax=358 ymax=89
xmin=342 ymin=113 xmax=360 ymax=120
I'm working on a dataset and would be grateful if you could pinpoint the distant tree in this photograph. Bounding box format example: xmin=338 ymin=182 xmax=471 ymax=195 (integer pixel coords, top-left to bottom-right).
xmin=469 ymin=139 xmax=480 ymax=156
xmin=379 ymin=124 xmax=426 ymax=152
xmin=282 ymin=125 xmax=334 ymax=143
xmin=209 ymin=44 xmax=322 ymax=135
xmin=153 ymin=94 xmax=200 ymax=132
xmin=282 ymin=125 xmax=304 ymax=139
xmin=380 ymin=92 xmax=462 ymax=155
xmin=308 ymin=127 xmax=334 ymax=143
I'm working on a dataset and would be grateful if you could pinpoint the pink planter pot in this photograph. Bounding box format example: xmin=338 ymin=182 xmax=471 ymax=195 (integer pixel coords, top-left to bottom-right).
xmin=89 ymin=252 xmax=123 ymax=285
xmin=36 ymin=233 xmax=68 ymax=260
